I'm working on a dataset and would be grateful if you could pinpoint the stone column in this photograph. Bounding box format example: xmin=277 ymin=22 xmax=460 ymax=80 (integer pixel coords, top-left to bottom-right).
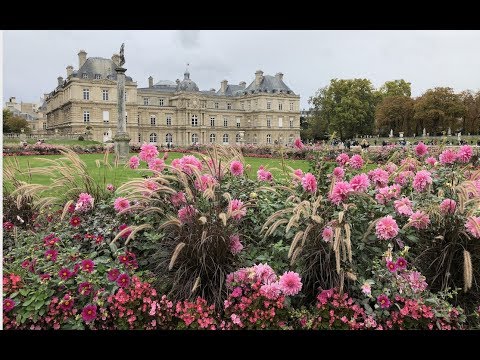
xmin=114 ymin=67 xmax=131 ymax=162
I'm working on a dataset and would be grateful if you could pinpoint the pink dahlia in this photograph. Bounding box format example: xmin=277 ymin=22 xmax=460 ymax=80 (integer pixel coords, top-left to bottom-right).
xmin=229 ymin=234 xmax=244 ymax=255
xmin=394 ymin=197 xmax=413 ymax=216
xmin=279 ymin=271 xmax=302 ymax=296
xmin=415 ymin=142 xmax=428 ymax=157
xmin=253 ymin=263 xmax=277 ymax=284
xmin=396 ymin=257 xmax=407 ymax=270
xmin=139 ymin=143 xmax=159 ymax=162
xmin=375 ymin=216 xmax=399 ymax=240
xmin=301 ymin=173 xmax=318 ymax=193
xmin=257 ymin=167 xmax=273 ymax=182
xmin=76 ymin=192 xmax=94 ymax=212
xmin=81 ymin=304 xmax=97 ymax=323
xmin=59 ymin=294 xmax=74 ymax=312
xmin=465 ymin=216 xmax=480 ymax=238
xmin=413 ymin=170 xmax=432 ymax=192
xmin=117 ymin=273 xmax=131 ymax=288
xmin=440 ymin=199 xmax=456 ymax=214
xmin=400 ymin=158 xmax=417 ymax=172
xmin=336 ymin=153 xmax=350 ymax=166
xmin=229 ymin=199 xmax=246 ymax=220
xmin=129 ymin=156 xmax=140 ymax=169
xmin=194 ymin=174 xmax=218 ymax=192
xmin=294 ymin=138 xmax=305 ymax=150
xmin=394 ymin=171 xmax=413 ymax=187
xmin=3 ymin=298 xmax=16 ymax=312
xmin=260 ymin=282 xmax=282 ymax=300
xmin=178 ymin=205 xmax=197 ymax=224
xmin=350 ymin=173 xmax=370 ymax=192
xmin=58 ymin=268 xmax=72 ymax=280
xmin=349 ymin=154 xmax=364 ymax=169
xmin=175 ymin=155 xmax=203 ymax=175
xmin=425 ymin=157 xmax=437 ymax=166
xmin=377 ymin=294 xmax=391 ymax=309
xmin=106 ymin=183 xmax=115 ymax=192
xmin=293 ymin=168 xmax=304 ymax=179
xmin=457 ymin=145 xmax=473 ymax=163
xmin=171 ymin=192 xmax=187 ymax=207
xmin=333 ymin=167 xmax=345 ymax=179
xmin=44 ymin=249 xmax=58 ymax=262
xmin=408 ymin=211 xmax=430 ymax=230
xmin=329 ymin=181 xmax=352 ymax=205
xmin=322 ymin=226 xmax=334 ymax=242
xmin=114 ymin=197 xmax=130 ymax=213
xmin=107 ymin=268 xmax=120 ymax=282
xmin=386 ymin=260 xmax=397 ymax=272
xmin=385 ymin=162 xmax=398 ymax=175
xmin=375 ymin=184 xmax=402 ymax=205
xmin=144 ymin=179 xmax=159 ymax=192
xmin=81 ymin=259 xmax=95 ymax=273
xmin=439 ymin=149 xmax=457 ymax=165
xmin=368 ymin=168 xmax=389 ymax=188
xmin=230 ymin=161 xmax=244 ymax=176
xmin=78 ymin=281 xmax=93 ymax=296
xmin=148 ymin=158 xmax=165 ymax=172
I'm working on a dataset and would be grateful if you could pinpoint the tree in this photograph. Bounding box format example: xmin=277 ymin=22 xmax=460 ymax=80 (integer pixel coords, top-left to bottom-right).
xmin=375 ymin=96 xmax=415 ymax=136
xmin=459 ymin=90 xmax=480 ymax=135
xmin=413 ymin=87 xmax=466 ymax=136
xmin=3 ymin=109 xmax=12 ymax=133
xmin=3 ymin=109 xmax=31 ymax=134
xmin=308 ymin=79 xmax=378 ymax=140
xmin=378 ymin=79 xmax=412 ymax=98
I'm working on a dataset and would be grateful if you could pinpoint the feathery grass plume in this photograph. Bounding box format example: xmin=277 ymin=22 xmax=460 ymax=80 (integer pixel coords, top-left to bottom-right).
xmin=169 ymin=242 xmax=186 ymax=270
xmin=463 ymin=250 xmax=473 ymax=293
xmin=125 ymin=224 xmax=152 ymax=246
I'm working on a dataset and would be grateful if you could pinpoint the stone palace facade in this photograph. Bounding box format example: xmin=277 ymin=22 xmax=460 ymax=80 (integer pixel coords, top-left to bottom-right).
xmin=43 ymin=49 xmax=301 ymax=146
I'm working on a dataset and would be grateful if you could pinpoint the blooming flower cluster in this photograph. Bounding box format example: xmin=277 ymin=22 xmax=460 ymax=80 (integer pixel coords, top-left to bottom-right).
xmin=171 ymin=155 xmax=203 ymax=175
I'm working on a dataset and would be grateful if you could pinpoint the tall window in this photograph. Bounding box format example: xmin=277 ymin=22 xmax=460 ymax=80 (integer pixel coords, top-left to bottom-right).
xmin=222 ymin=134 xmax=229 ymax=144
xmin=149 ymin=133 xmax=157 ymax=143
xmin=278 ymin=117 xmax=283 ymax=128
xmin=138 ymin=134 xmax=141 ymax=143
xmin=83 ymin=89 xmax=90 ymax=100
xmin=227 ymin=103 xmax=232 ymax=110
xmin=210 ymin=133 xmax=216 ymax=143
xmin=125 ymin=112 xmax=128 ymax=123
xmin=166 ymin=115 xmax=172 ymax=126
xmin=191 ymin=115 xmax=198 ymax=127
xmin=214 ymin=102 xmax=219 ymax=109
xmin=267 ymin=116 xmax=271 ymax=128
xmin=266 ymin=134 xmax=271 ymax=144
xmin=95 ymin=74 xmax=101 ymax=79
xmin=43 ymin=123 xmax=47 ymax=130
xmin=143 ymin=98 xmax=149 ymax=105
xmin=289 ymin=134 xmax=294 ymax=144
xmin=267 ymin=101 xmax=271 ymax=110
xmin=102 ymin=90 xmax=109 ymax=101
xmin=278 ymin=103 xmax=283 ymax=111
xmin=137 ymin=114 xmax=140 ymax=125
xmin=125 ymin=92 xmax=127 ymax=102
xmin=192 ymin=133 xmax=199 ymax=144
xmin=289 ymin=117 xmax=294 ymax=128
xmin=166 ymin=133 xmax=173 ymax=143
xmin=223 ymin=117 xmax=228 ymax=127
xmin=236 ymin=133 xmax=241 ymax=143
xmin=82 ymin=73 xmax=88 ymax=79
xmin=103 ymin=110 xmax=109 ymax=123
xmin=83 ymin=111 xmax=90 ymax=123
xmin=210 ymin=116 xmax=215 ymax=127
xmin=290 ymin=102 xmax=294 ymax=111
xmin=150 ymin=115 xmax=156 ymax=125
xmin=236 ymin=118 xmax=241 ymax=128
xmin=159 ymin=98 xmax=164 ymax=106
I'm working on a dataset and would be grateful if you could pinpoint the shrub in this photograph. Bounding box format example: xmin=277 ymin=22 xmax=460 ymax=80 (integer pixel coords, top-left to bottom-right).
xmin=78 ymin=136 xmax=85 ymax=141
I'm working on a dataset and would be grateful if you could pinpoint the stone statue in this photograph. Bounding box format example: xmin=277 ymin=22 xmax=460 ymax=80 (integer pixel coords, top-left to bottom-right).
xmin=119 ymin=43 xmax=125 ymax=67
xmin=423 ymin=128 xmax=426 ymax=137
xmin=389 ymin=129 xmax=393 ymax=138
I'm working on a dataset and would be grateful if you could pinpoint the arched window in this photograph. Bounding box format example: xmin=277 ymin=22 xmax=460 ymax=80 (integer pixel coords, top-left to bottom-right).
xmin=192 ymin=133 xmax=199 ymax=144
xmin=235 ymin=133 xmax=241 ymax=143
xmin=266 ymin=134 xmax=271 ymax=144
xmin=289 ymin=134 xmax=294 ymax=144
xmin=166 ymin=133 xmax=173 ymax=143
xmin=222 ymin=134 xmax=229 ymax=145
xmin=191 ymin=115 xmax=198 ymax=127
xmin=209 ymin=133 xmax=216 ymax=143
xmin=149 ymin=133 xmax=157 ymax=143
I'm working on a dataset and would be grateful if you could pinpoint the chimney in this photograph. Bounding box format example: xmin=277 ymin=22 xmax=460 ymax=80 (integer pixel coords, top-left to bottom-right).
xmin=148 ymin=76 xmax=153 ymax=88
xmin=9 ymin=97 xmax=16 ymax=103
xmin=176 ymin=79 xmax=180 ymax=85
xmin=239 ymin=81 xmax=246 ymax=88
xmin=220 ymin=80 xmax=228 ymax=93
xmin=255 ymin=70 xmax=263 ymax=86
xmin=43 ymin=93 xmax=49 ymax=100
xmin=112 ymin=53 xmax=120 ymax=67
xmin=78 ymin=50 xmax=87 ymax=68
xmin=275 ymin=72 xmax=284 ymax=81
xmin=66 ymin=65 xmax=73 ymax=77
xmin=210 ymin=88 xmax=216 ymax=92
xmin=57 ymin=76 xmax=64 ymax=86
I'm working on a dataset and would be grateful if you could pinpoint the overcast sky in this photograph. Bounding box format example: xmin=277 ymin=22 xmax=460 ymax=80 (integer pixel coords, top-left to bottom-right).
xmin=3 ymin=30 xmax=480 ymax=109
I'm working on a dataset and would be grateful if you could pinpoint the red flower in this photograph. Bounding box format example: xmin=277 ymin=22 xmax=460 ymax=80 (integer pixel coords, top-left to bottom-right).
xmin=386 ymin=260 xmax=397 ymax=272
xmin=69 ymin=216 xmax=81 ymax=227
xmin=396 ymin=257 xmax=407 ymax=270
xmin=68 ymin=203 xmax=76 ymax=213
xmin=117 ymin=273 xmax=131 ymax=288
xmin=45 ymin=249 xmax=59 ymax=262
xmin=21 ymin=260 xmax=30 ymax=269
xmin=78 ymin=282 xmax=93 ymax=296
xmin=118 ymin=254 xmax=129 ymax=264
xmin=60 ymin=294 xmax=74 ymax=311
xmin=84 ymin=233 xmax=95 ymax=240
xmin=81 ymin=259 xmax=95 ymax=273
xmin=81 ymin=304 xmax=97 ymax=323
xmin=107 ymin=269 xmax=120 ymax=282
xmin=44 ymin=237 xmax=60 ymax=247
xmin=118 ymin=224 xmax=132 ymax=239
xmin=58 ymin=268 xmax=73 ymax=280
xmin=39 ymin=273 xmax=51 ymax=282
xmin=95 ymin=235 xmax=104 ymax=244
xmin=3 ymin=221 xmax=14 ymax=231
xmin=3 ymin=298 xmax=16 ymax=312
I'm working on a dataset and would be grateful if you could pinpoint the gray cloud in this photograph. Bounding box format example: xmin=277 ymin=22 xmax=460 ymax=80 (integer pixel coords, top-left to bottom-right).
xmin=3 ymin=30 xmax=480 ymax=109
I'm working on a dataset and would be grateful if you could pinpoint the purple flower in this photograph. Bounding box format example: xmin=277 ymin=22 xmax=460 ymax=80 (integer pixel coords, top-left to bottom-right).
xmin=116 ymin=273 xmax=130 ymax=288
xmin=377 ymin=294 xmax=391 ymax=309
xmin=107 ymin=269 xmax=120 ymax=282
xmin=81 ymin=259 xmax=95 ymax=273
xmin=81 ymin=304 xmax=97 ymax=323
xmin=3 ymin=298 xmax=16 ymax=312
xmin=386 ymin=260 xmax=397 ymax=272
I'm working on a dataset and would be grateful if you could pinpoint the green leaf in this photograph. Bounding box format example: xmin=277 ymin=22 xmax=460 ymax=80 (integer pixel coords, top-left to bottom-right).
xmin=22 ymin=297 xmax=36 ymax=307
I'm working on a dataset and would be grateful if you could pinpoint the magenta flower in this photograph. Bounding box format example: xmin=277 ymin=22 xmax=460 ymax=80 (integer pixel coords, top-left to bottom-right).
xmin=107 ymin=269 xmax=120 ymax=282
xmin=457 ymin=145 xmax=473 ymax=163
xmin=294 ymin=138 xmax=304 ymax=150
xmin=329 ymin=181 xmax=352 ymax=205
xmin=76 ymin=192 xmax=94 ymax=212
xmin=293 ymin=169 xmax=304 ymax=179
xmin=257 ymin=167 xmax=273 ymax=182
xmin=129 ymin=156 xmax=140 ymax=169
xmin=368 ymin=168 xmax=389 ymax=188
xmin=81 ymin=259 xmax=95 ymax=273
xmin=144 ymin=179 xmax=159 ymax=192
xmin=3 ymin=221 xmax=14 ymax=231
xmin=194 ymin=174 xmax=218 ymax=192
xmin=333 ymin=167 xmax=345 ymax=179
xmin=21 ymin=260 xmax=30 ymax=269
xmin=439 ymin=149 xmax=457 ymax=165
xmin=118 ymin=254 xmax=129 ymax=264
xmin=171 ymin=191 xmax=187 ymax=207
xmin=69 ymin=216 xmax=81 ymax=227
xmin=260 ymin=282 xmax=282 ymax=300
xmin=377 ymin=294 xmax=391 ymax=309
xmin=59 ymin=294 xmax=74 ymax=311
xmin=229 ymin=234 xmax=244 ymax=255
xmin=415 ymin=142 xmax=428 ymax=157
xmin=386 ymin=260 xmax=397 ymax=272
xmin=385 ymin=162 xmax=398 ymax=175
xmin=301 ymin=173 xmax=317 ymax=193
xmin=178 ymin=205 xmax=197 ymax=224
xmin=253 ymin=263 xmax=277 ymax=283
xmin=394 ymin=197 xmax=413 ymax=216
xmin=375 ymin=216 xmax=399 ymax=240
xmin=425 ymin=157 xmax=437 ymax=166
xmin=106 ymin=183 xmax=115 ymax=192
xmin=408 ymin=211 xmax=430 ymax=230
xmin=44 ymin=249 xmax=58 ymax=262
xmin=349 ymin=154 xmax=364 ymax=169
xmin=3 ymin=298 xmax=16 ymax=312
xmin=412 ymin=170 xmax=432 ymax=192
xmin=322 ymin=226 xmax=334 ymax=242
xmin=44 ymin=236 xmax=59 ymax=247
xmin=396 ymin=257 xmax=407 ymax=270
xmin=230 ymin=161 xmax=244 ymax=176
xmin=173 ymin=155 xmax=203 ymax=175
xmin=58 ymin=268 xmax=72 ymax=280
xmin=279 ymin=271 xmax=302 ymax=296
xmin=139 ymin=143 xmax=159 ymax=162
xmin=229 ymin=199 xmax=246 ymax=220
xmin=148 ymin=158 xmax=165 ymax=172
xmin=78 ymin=281 xmax=93 ymax=296
xmin=350 ymin=173 xmax=370 ymax=192
xmin=114 ymin=197 xmax=130 ymax=213
xmin=117 ymin=273 xmax=131 ymax=288
xmin=336 ymin=153 xmax=349 ymax=166
xmin=440 ymin=199 xmax=456 ymax=214
xmin=465 ymin=216 xmax=480 ymax=238
xmin=118 ymin=224 xmax=132 ymax=239
xmin=81 ymin=304 xmax=97 ymax=323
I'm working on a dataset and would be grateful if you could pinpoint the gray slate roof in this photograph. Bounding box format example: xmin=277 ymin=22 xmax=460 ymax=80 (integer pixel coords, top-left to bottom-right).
xmin=244 ymin=75 xmax=294 ymax=95
xmin=72 ymin=57 xmax=133 ymax=81
xmin=215 ymin=84 xmax=245 ymax=96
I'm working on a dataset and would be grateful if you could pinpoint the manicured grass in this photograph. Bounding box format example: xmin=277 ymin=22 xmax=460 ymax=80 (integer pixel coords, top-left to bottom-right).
xmin=4 ymin=152 xmax=312 ymax=188
xmin=3 ymin=139 xmax=102 ymax=145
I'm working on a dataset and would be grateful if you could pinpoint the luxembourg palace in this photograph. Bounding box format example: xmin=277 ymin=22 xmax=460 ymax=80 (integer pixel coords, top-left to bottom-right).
xmin=44 ymin=49 xmax=301 ymax=146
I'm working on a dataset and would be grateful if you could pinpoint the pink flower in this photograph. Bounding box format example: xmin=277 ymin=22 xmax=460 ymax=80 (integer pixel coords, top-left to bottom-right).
xmin=194 ymin=174 xmax=218 ymax=192
xmin=231 ymin=287 xmax=243 ymax=298
xmin=386 ymin=260 xmax=397 ymax=272
xmin=171 ymin=192 xmax=187 ymax=207
xmin=279 ymin=271 xmax=302 ymax=296
xmin=3 ymin=298 xmax=16 ymax=312
xmin=368 ymin=168 xmax=389 ymax=188
xmin=3 ymin=221 xmax=14 ymax=231
xmin=144 ymin=179 xmax=159 ymax=192
xmin=69 ymin=216 xmax=81 ymax=227
xmin=457 ymin=145 xmax=473 ymax=163
xmin=148 ymin=158 xmax=165 ymax=172
xmin=117 ymin=273 xmax=131 ymax=288
xmin=301 ymin=173 xmax=317 ymax=193
xmin=375 ymin=184 xmax=401 ymax=205
xmin=81 ymin=304 xmax=97 ymax=323
xmin=106 ymin=184 xmax=115 ymax=192
xmin=375 ymin=216 xmax=399 ymax=240
xmin=78 ymin=281 xmax=93 ymax=296
xmin=440 ymin=199 xmax=456 ymax=214
xmin=394 ymin=171 xmax=413 ymax=187
xmin=178 ymin=205 xmax=197 ymax=224
xmin=394 ymin=197 xmax=413 ymax=216
xmin=81 ymin=259 xmax=95 ymax=273
xmin=114 ymin=197 xmax=130 ymax=213
xmin=44 ymin=249 xmax=58 ymax=262
xmin=322 ymin=226 xmax=334 ymax=242
xmin=293 ymin=169 xmax=304 ymax=179
xmin=59 ymin=294 xmax=74 ymax=312
xmin=260 ymin=282 xmax=282 ymax=300
xmin=336 ymin=153 xmax=350 ymax=166
xmin=107 ymin=269 xmax=120 ymax=282
xmin=400 ymin=158 xmax=417 ymax=172
xmin=465 ymin=216 xmax=480 ymax=238
xmin=361 ymin=283 xmax=371 ymax=295
xmin=350 ymin=173 xmax=370 ymax=192
xmin=75 ymin=192 xmax=94 ymax=213
xmin=230 ymin=161 xmax=244 ymax=176
xmin=257 ymin=167 xmax=273 ymax=182
xmin=129 ymin=156 xmax=140 ymax=169
xmin=385 ymin=162 xmax=398 ymax=175
xmin=333 ymin=167 xmax=345 ymax=179
xmin=139 ymin=143 xmax=159 ymax=162
xmin=173 ymin=155 xmax=203 ymax=175
xmin=413 ymin=170 xmax=432 ymax=192
xmin=396 ymin=257 xmax=407 ymax=270
xmin=415 ymin=142 xmax=428 ymax=157
xmin=231 ymin=314 xmax=243 ymax=326
xmin=229 ymin=234 xmax=244 ymax=255
xmin=349 ymin=154 xmax=364 ymax=169
xmin=118 ymin=224 xmax=132 ymax=239
xmin=425 ymin=157 xmax=437 ymax=166
xmin=329 ymin=181 xmax=352 ymax=205
xmin=58 ymin=268 xmax=72 ymax=280
xmin=377 ymin=294 xmax=391 ymax=309
xmin=439 ymin=149 xmax=457 ymax=165
xmin=229 ymin=199 xmax=246 ymax=220
xmin=408 ymin=211 xmax=430 ymax=230
xmin=253 ymin=263 xmax=277 ymax=283
xmin=294 ymin=138 xmax=304 ymax=150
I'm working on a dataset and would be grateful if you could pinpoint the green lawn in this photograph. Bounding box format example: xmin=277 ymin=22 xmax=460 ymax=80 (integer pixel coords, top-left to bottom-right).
xmin=3 ymin=139 xmax=102 ymax=146
xmin=4 ymin=152 xmax=311 ymax=188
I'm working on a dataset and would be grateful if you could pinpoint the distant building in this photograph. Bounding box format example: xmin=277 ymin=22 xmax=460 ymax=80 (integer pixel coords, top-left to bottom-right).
xmin=4 ymin=97 xmax=47 ymax=133
xmin=43 ymin=49 xmax=301 ymax=146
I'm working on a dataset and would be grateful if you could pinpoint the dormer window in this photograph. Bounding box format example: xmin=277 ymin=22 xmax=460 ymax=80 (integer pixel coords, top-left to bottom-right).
xmin=82 ymin=73 xmax=88 ymax=79
xmin=94 ymin=74 xmax=101 ymax=79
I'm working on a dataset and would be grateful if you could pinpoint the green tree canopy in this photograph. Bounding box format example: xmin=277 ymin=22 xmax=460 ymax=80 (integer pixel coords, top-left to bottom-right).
xmin=459 ymin=90 xmax=480 ymax=134
xmin=3 ymin=109 xmax=31 ymax=134
xmin=375 ymin=96 xmax=415 ymax=136
xmin=378 ymin=79 xmax=412 ymax=97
